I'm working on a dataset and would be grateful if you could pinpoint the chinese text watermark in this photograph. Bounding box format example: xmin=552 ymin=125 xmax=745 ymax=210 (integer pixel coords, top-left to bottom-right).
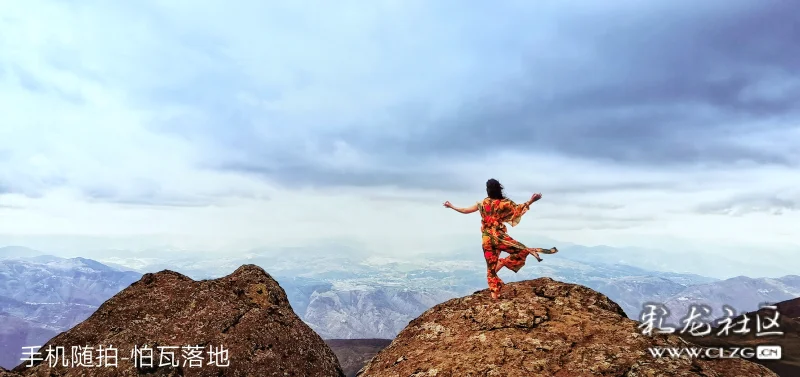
xmin=20 ymin=344 xmax=230 ymax=368
xmin=638 ymin=302 xmax=784 ymax=338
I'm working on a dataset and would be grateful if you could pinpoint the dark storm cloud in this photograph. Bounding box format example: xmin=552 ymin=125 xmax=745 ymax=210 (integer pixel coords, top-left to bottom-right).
xmin=696 ymin=193 xmax=800 ymax=216
xmin=220 ymin=154 xmax=694 ymax=195
xmin=537 ymin=213 xmax=655 ymax=223
xmin=520 ymin=179 xmax=694 ymax=196
xmin=397 ymin=1 xmax=800 ymax=167
xmin=219 ymin=159 xmax=473 ymax=192
xmin=82 ymin=180 xmax=269 ymax=208
xmin=82 ymin=183 xmax=209 ymax=208
xmin=153 ymin=0 xmax=798 ymax=190
xmin=568 ymin=202 xmax=626 ymax=210
xmin=535 ymin=221 xmax=650 ymax=231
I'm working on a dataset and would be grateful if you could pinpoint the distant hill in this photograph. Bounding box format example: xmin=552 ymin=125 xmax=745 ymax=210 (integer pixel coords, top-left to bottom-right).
xmin=0 ymin=256 xmax=141 ymax=369
xmin=658 ymin=275 xmax=800 ymax=324
xmin=0 ymin=247 xmax=38 ymax=259
xmin=0 ymin=313 xmax=58 ymax=371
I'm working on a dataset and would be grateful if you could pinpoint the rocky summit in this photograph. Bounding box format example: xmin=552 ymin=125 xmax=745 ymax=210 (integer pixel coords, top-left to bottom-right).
xmin=10 ymin=264 xmax=344 ymax=377
xmin=357 ymin=277 xmax=777 ymax=377
xmin=687 ymin=297 xmax=800 ymax=377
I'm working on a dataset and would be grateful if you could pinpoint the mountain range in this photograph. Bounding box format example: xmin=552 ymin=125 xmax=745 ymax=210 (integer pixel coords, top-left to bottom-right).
xmin=0 ymin=251 xmax=141 ymax=369
xmin=0 ymin=245 xmax=797 ymax=370
xmin=2 ymin=266 xmax=780 ymax=377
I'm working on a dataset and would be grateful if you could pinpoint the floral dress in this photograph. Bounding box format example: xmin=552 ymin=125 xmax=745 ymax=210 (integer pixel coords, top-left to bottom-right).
xmin=478 ymin=197 xmax=557 ymax=296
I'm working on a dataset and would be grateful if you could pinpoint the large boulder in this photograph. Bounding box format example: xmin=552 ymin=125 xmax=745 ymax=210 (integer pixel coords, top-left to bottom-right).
xmin=11 ymin=264 xmax=344 ymax=377
xmin=358 ymin=278 xmax=776 ymax=377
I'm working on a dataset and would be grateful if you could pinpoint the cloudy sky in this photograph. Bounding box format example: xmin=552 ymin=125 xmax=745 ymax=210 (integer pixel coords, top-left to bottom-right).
xmin=1 ymin=0 xmax=798 ymax=276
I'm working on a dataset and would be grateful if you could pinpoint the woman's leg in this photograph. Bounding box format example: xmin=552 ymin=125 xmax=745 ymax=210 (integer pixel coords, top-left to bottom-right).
xmin=482 ymin=235 xmax=503 ymax=299
xmin=496 ymin=233 xmax=556 ymax=273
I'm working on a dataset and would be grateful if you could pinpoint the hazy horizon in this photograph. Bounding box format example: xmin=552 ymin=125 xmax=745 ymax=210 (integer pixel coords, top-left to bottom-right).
xmin=0 ymin=238 xmax=795 ymax=280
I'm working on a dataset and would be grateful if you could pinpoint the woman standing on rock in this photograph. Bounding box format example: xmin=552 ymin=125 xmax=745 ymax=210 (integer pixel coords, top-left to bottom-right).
xmin=443 ymin=178 xmax=558 ymax=300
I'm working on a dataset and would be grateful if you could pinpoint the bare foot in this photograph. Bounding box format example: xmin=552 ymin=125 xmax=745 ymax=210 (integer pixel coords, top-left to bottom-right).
xmin=491 ymin=291 xmax=500 ymax=300
xmin=494 ymin=260 xmax=505 ymax=273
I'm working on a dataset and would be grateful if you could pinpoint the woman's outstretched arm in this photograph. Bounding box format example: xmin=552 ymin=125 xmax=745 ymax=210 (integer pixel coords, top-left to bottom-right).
xmin=443 ymin=201 xmax=478 ymax=214
xmin=509 ymin=193 xmax=542 ymax=227
xmin=525 ymin=193 xmax=542 ymax=206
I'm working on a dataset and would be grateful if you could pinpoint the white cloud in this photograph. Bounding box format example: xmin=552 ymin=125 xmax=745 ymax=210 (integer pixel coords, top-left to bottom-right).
xmin=0 ymin=0 xmax=798 ymax=278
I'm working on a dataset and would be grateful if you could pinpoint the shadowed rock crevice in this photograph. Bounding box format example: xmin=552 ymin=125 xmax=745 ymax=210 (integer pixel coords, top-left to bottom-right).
xmin=325 ymin=339 xmax=393 ymax=377
xmin=10 ymin=264 xmax=345 ymax=377
xmin=357 ymin=277 xmax=777 ymax=377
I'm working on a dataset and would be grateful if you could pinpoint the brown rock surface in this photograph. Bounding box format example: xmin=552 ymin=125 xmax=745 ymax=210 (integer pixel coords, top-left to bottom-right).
xmin=774 ymin=296 xmax=800 ymax=318
xmin=686 ymin=297 xmax=800 ymax=377
xmin=11 ymin=264 xmax=345 ymax=377
xmin=357 ymin=278 xmax=777 ymax=377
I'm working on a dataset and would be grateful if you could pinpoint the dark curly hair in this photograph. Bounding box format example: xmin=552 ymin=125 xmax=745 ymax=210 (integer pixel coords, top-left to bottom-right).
xmin=486 ymin=178 xmax=506 ymax=200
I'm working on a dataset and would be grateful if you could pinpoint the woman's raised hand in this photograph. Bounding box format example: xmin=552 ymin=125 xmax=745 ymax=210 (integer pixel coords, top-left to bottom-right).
xmin=443 ymin=201 xmax=453 ymax=208
xmin=530 ymin=193 xmax=542 ymax=202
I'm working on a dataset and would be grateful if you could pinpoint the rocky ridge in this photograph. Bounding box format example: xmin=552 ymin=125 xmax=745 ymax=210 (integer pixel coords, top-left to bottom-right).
xmin=357 ymin=278 xmax=777 ymax=377
xmin=9 ymin=264 xmax=344 ymax=377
